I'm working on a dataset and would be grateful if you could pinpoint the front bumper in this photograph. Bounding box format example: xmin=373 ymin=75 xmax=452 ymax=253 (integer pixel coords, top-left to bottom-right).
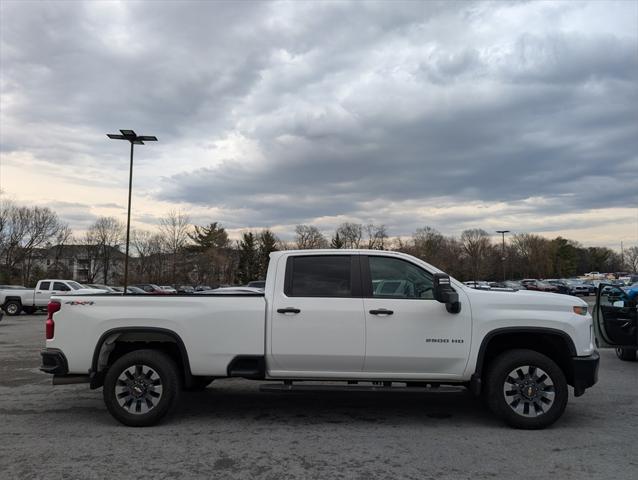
xmin=571 ymin=351 xmax=600 ymax=397
xmin=40 ymin=348 xmax=68 ymax=375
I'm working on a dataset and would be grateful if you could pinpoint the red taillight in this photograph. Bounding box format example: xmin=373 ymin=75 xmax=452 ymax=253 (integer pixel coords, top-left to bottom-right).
xmin=46 ymin=301 xmax=61 ymax=340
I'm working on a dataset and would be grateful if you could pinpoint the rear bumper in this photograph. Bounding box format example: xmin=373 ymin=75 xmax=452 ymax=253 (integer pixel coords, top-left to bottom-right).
xmin=40 ymin=348 xmax=68 ymax=375
xmin=571 ymin=351 xmax=600 ymax=397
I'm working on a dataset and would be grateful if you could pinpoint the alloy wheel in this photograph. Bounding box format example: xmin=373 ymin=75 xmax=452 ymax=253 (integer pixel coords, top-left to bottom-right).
xmin=502 ymin=365 xmax=555 ymax=417
xmin=115 ymin=364 xmax=163 ymax=414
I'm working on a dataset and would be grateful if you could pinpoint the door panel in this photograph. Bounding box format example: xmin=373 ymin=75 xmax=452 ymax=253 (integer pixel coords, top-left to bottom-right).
xmin=596 ymin=285 xmax=638 ymax=347
xmin=362 ymin=256 xmax=471 ymax=376
xmin=270 ymin=255 xmax=366 ymax=374
xmin=35 ymin=281 xmax=52 ymax=304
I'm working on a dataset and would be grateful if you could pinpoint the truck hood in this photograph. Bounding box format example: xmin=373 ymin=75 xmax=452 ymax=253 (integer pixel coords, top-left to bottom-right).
xmin=462 ymin=286 xmax=588 ymax=311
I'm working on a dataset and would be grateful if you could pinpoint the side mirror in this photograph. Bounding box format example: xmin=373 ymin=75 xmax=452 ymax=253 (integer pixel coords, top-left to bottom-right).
xmin=433 ymin=273 xmax=461 ymax=314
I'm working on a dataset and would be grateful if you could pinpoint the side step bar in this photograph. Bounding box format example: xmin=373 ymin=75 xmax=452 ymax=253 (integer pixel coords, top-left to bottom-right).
xmin=259 ymin=383 xmax=465 ymax=393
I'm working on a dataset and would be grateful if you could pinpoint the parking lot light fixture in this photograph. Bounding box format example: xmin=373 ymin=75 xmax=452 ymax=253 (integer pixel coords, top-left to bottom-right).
xmin=496 ymin=230 xmax=510 ymax=282
xmin=107 ymin=130 xmax=157 ymax=294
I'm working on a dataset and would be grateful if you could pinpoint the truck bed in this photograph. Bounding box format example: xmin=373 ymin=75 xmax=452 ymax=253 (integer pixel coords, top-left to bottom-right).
xmin=47 ymin=293 xmax=267 ymax=376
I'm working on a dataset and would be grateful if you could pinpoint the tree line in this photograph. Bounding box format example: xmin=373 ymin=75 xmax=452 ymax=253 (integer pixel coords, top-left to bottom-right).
xmin=1 ymin=200 xmax=636 ymax=287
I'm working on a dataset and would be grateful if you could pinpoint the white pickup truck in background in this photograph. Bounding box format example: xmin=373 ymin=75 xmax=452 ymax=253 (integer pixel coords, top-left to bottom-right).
xmin=41 ymin=250 xmax=599 ymax=429
xmin=1 ymin=279 xmax=106 ymax=315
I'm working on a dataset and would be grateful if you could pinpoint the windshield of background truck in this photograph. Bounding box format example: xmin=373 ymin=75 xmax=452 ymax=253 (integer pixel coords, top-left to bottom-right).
xmin=68 ymin=282 xmax=84 ymax=290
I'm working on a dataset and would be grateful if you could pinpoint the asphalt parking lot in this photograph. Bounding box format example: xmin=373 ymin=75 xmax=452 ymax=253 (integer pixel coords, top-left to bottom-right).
xmin=1 ymin=310 xmax=636 ymax=480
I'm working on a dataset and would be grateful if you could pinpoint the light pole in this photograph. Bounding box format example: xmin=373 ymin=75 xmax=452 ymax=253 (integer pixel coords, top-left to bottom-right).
xmin=496 ymin=230 xmax=510 ymax=282
xmin=107 ymin=130 xmax=157 ymax=294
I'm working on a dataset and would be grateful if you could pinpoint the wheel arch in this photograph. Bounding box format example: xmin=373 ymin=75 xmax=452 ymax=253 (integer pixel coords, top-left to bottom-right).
xmin=90 ymin=327 xmax=193 ymax=389
xmin=472 ymin=327 xmax=577 ymax=394
xmin=3 ymin=296 xmax=23 ymax=306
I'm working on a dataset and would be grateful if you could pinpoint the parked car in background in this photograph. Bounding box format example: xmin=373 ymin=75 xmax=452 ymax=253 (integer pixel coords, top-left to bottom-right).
xmin=132 ymin=284 xmax=168 ymax=294
xmin=562 ymin=280 xmax=591 ymax=296
xmin=197 ymin=286 xmax=265 ymax=294
xmin=160 ymin=286 xmax=177 ymax=293
xmin=85 ymin=284 xmax=118 ymax=292
xmin=545 ymin=280 xmax=571 ymax=295
xmin=489 ymin=281 xmax=523 ymax=290
xmin=520 ymin=280 xmax=559 ymax=293
xmin=246 ymin=280 xmax=266 ymax=289
xmin=2 ymin=280 xmax=106 ymax=315
xmin=194 ymin=285 xmax=212 ymax=291
xmin=462 ymin=281 xmax=491 ymax=290
xmin=175 ymin=285 xmax=195 ymax=293
xmin=111 ymin=286 xmax=148 ymax=294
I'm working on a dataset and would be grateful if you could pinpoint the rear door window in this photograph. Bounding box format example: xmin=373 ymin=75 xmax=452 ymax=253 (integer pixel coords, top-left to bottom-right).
xmin=285 ymin=256 xmax=354 ymax=297
xmin=39 ymin=282 xmax=50 ymax=290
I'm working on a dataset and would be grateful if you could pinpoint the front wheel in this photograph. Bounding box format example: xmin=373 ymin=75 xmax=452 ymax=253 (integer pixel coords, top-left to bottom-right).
xmin=103 ymin=349 xmax=180 ymax=427
xmin=484 ymin=349 xmax=568 ymax=429
xmin=615 ymin=347 xmax=637 ymax=362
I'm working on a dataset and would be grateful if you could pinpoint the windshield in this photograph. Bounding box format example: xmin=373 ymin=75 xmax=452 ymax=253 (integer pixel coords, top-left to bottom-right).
xmin=67 ymin=281 xmax=84 ymax=290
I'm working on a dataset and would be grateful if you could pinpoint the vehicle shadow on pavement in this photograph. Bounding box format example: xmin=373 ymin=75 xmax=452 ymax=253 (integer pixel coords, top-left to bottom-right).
xmin=173 ymin=384 xmax=496 ymax=428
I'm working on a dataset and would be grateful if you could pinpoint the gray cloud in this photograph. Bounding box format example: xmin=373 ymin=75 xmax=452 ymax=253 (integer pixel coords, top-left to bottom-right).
xmin=1 ymin=0 xmax=637 ymax=243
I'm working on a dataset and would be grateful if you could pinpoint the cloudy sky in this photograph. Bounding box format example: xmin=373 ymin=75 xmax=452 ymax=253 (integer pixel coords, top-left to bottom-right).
xmin=1 ymin=0 xmax=637 ymax=248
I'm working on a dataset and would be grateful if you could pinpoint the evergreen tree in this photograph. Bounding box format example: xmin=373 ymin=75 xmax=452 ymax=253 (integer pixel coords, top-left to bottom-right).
xmin=237 ymin=232 xmax=257 ymax=284
xmin=189 ymin=222 xmax=229 ymax=251
xmin=257 ymin=229 xmax=279 ymax=279
xmin=331 ymin=232 xmax=344 ymax=249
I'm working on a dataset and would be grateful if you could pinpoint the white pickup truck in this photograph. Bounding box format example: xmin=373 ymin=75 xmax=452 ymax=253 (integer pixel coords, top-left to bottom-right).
xmin=1 ymin=279 xmax=106 ymax=315
xmin=40 ymin=250 xmax=599 ymax=429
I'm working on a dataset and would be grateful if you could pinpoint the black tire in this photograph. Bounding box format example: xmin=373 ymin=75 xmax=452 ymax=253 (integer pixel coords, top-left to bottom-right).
xmin=184 ymin=376 xmax=215 ymax=391
xmin=4 ymin=301 xmax=22 ymax=316
xmin=103 ymin=349 xmax=181 ymax=427
xmin=484 ymin=349 xmax=568 ymax=429
xmin=615 ymin=347 xmax=637 ymax=362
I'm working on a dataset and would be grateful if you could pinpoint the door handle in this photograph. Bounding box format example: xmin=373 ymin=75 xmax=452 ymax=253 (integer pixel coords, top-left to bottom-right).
xmin=277 ymin=307 xmax=301 ymax=314
xmin=369 ymin=309 xmax=394 ymax=315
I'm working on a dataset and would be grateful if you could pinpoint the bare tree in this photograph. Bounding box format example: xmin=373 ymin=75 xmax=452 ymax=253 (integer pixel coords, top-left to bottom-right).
xmin=87 ymin=217 xmax=124 ymax=283
xmin=461 ymin=229 xmax=492 ymax=281
xmin=295 ymin=225 xmax=328 ymax=249
xmin=48 ymin=224 xmax=73 ymax=278
xmin=335 ymin=222 xmax=362 ymax=249
xmin=131 ymin=229 xmax=165 ymax=283
xmin=79 ymin=229 xmax=102 ymax=284
xmin=0 ymin=204 xmax=64 ymax=284
xmin=511 ymin=233 xmax=553 ymax=279
xmin=413 ymin=227 xmax=444 ymax=258
xmin=364 ymin=224 xmax=387 ymax=250
xmin=159 ymin=210 xmax=192 ymax=283
xmin=625 ymin=246 xmax=638 ymax=273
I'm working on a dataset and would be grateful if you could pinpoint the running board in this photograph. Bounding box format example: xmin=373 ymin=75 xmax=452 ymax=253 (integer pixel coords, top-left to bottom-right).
xmin=259 ymin=383 xmax=465 ymax=393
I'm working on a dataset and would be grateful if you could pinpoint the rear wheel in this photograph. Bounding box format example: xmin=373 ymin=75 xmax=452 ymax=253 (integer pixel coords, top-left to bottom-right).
xmin=4 ymin=301 xmax=22 ymax=316
xmin=615 ymin=347 xmax=637 ymax=362
xmin=103 ymin=349 xmax=180 ymax=427
xmin=484 ymin=349 xmax=568 ymax=429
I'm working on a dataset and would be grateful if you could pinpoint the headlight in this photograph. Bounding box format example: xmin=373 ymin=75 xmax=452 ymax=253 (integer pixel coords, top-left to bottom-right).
xmin=573 ymin=306 xmax=588 ymax=316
